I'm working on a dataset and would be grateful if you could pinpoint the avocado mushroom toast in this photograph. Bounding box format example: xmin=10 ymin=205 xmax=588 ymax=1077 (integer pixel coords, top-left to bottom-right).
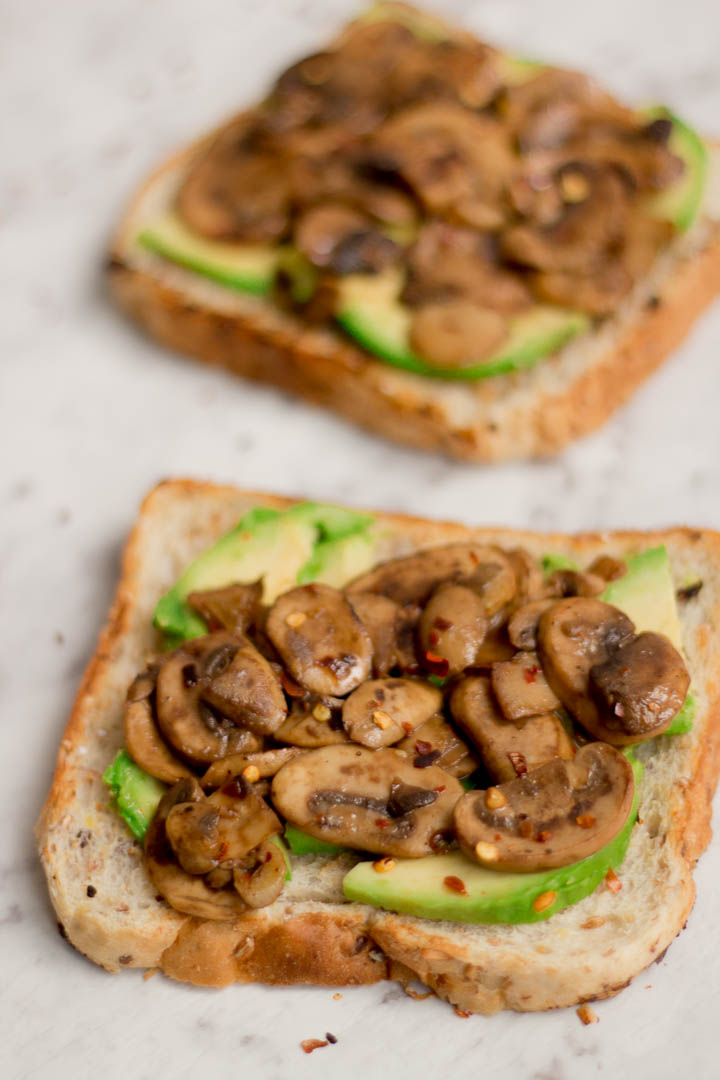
xmin=37 ymin=481 xmax=720 ymax=1013
xmin=109 ymin=3 xmax=720 ymax=461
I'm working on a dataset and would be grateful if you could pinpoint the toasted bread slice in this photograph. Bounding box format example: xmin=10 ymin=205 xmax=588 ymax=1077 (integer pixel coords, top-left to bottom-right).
xmin=107 ymin=3 xmax=720 ymax=462
xmin=36 ymin=480 xmax=720 ymax=1013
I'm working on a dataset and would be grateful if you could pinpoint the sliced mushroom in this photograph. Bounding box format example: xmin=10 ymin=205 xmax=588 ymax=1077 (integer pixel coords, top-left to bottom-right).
xmin=200 ymin=636 xmax=287 ymax=734
xmin=144 ymin=779 xmax=247 ymax=920
xmin=505 ymin=548 xmax=547 ymax=605
xmin=294 ymin=203 xmax=399 ymax=274
xmin=346 ymin=544 xmax=515 ymax=614
xmin=409 ymin=301 xmax=508 ymax=369
xmin=274 ymin=698 xmax=349 ymax=748
xmin=454 ymin=742 xmax=634 ymax=871
xmin=233 ymin=839 xmax=286 ymax=908
xmin=586 ymin=555 xmax=627 ymax=584
xmin=271 ymin=745 xmax=463 ymax=856
xmin=346 ymin=592 xmax=419 ymax=677
xmin=537 ymin=598 xmax=635 ymax=735
xmin=177 ymin=117 xmax=291 ymax=243
xmin=397 ymin=715 xmax=478 ymax=778
xmin=449 ymin=675 xmax=574 ymax=783
xmin=588 ymin=631 xmax=690 ymax=743
xmin=546 ymin=569 xmax=606 ymax=598
xmin=206 ymin=776 xmax=282 ymax=853
xmin=124 ymin=697 xmax=193 ymax=784
xmin=491 ymin=651 xmax=561 ymax=722
xmin=502 ymin=163 xmax=631 ymax=273
xmin=155 ymin=635 xmax=265 ymax=765
xmin=402 ymin=223 xmax=532 ymax=314
xmin=187 ymin=581 xmax=263 ymax=635
xmin=201 ymin=748 xmax=304 ymax=789
xmin=342 ymin=678 xmax=442 ymax=748
xmin=530 ymin=258 xmax=633 ymax=316
xmin=469 ymin=625 xmax=517 ymax=668
xmin=266 ymin=584 xmax=373 ymax=696
xmin=508 ymin=599 xmax=555 ymax=651
xmin=417 ymin=584 xmax=489 ymax=675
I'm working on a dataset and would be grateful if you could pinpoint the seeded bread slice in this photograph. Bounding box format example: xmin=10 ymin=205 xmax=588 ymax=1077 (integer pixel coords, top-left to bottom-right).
xmin=36 ymin=480 xmax=720 ymax=1012
xmin=107 ymin=109 xmax=720 ymax=464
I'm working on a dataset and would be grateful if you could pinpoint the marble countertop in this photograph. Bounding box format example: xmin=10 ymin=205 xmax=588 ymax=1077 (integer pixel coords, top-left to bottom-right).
xmin=4 ymin=1 xmax=720 ymax=1076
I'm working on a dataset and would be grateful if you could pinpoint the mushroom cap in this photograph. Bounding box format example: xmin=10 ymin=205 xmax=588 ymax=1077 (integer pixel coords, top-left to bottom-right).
xmin=342 ymin=677 xmax=442 ymax=748
xmin=417 ymin=583 xmax=489 ymax=675
xmin=266 ymin=583 xmax=373 ymax=696
xmin=124 ymin=696 xmax=193 ymax=785
xmin=271 ymin=744 xmax=463 ymax=857
xmin=454 ymin=742 xmax=635 ymax=871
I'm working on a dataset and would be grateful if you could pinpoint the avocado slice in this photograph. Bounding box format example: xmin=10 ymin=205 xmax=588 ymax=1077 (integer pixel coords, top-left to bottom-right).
xmin=137 ymin=213 xmax=277 ymax=296
xmin=284 ymin=824 xmax=347 ymax=856
xmin=154 ymin=502 xmax=374 ymax=644
xmin=343 ymin=759 xmax=641 ymax=924
xmin=336 ymin=271 xmax=590 ymax=381
xmin=665 ymin=691 xmax=694 ymax=735
xmin=541 ymin=552 xmax=580 ymax=574
xmin=600 ymin=545 xmax=683 ymax=651
xmin=646 ymin=110 xmax=708 ymax=231
xmin=102 ymin=750 xmax=167 ymax=841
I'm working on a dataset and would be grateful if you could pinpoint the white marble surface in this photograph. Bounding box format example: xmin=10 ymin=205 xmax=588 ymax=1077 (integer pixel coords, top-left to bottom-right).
xmin=4 ymin=1 xmax=720 ymax=1076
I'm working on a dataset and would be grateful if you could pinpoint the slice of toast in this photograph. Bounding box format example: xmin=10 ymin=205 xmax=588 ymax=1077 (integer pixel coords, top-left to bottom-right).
xmin=107 ymin=5 xmax=720 ymax=462
xmin=36 ymin=480 xmax=720 ymax=1013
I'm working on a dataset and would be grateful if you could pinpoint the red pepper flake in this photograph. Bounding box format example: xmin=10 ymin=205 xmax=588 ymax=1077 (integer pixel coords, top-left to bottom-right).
xmin=415 ymin=740 xmax=433 ymax=755
xmin=428 ymin=630 xmax=439 ymax=648
xmin=443 ymin=875 xmax=467 ymax=895
xmin=576 ymin=813 xmax=596 ymax=829
xmin=424 ymin=651 xmax=450 ymax=678
xmin=433 ymin=615 xmax=452 ymax=632
xmin=605 ymin=868 xmax=622 ymax=894
xmin=301 ymin=1039 xmax=328 ymax=1054
xmin=264 ymin=850 xmax=273 ymax=862
xmin=281 ymin=671 xmax=306 ymax=697
xmin=325 ymin=1033 xmax=338 ymax=1045
xmin=508 ymin=751 xmax=527 ymax=777
xmin=401 ymin=721 xmax=413 ymax=735
xmin=374 ymin=818 xmax=389 ymax=829
xmin=454 ymin=1008 xmax=472 ymax=1018
xmin=535 ymin=830 xmax=552 ymax=844
xmin=433 ymin=785 xmax=446 ymax=793
xmin=523 ymin=665 xmax=539 ymax=684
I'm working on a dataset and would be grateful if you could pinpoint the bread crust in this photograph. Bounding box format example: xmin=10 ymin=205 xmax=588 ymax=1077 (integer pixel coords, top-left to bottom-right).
xmin=36 ymin=481 xmax=720 ymax=1011
xmin=107 ymin=131 xmax=720 ymax=461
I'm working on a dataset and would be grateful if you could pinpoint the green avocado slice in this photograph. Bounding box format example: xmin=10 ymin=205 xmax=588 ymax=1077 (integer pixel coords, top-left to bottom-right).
xmin=137 ymin=213 xmax=277 ymax=296
xmin=646 ymin=110 xmax=708 ymax=231
xmin=336 ymin=271 xmax=590 ymax=381
xmin=284 ymin=824 xmax=347 ymax=856
xmin=343 ymin=759 xmax=641 ymax=924
xmin=600 ymin=545 xmax=683 ymax=651
xmin=103 ymin=750 xmax=166 ymax=841
xmin=154 ymin=502 xmax=374 ymax=645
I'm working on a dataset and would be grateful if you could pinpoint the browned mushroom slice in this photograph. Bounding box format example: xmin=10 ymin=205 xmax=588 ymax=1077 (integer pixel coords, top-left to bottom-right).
xmin=470 ymin=625 xmax=517 ymax=668
xmin=588 ymin=631 xmax=690 ymax=743
xmin=346 ymin=592 xmax=419 ymax=677
xmin=187 ymin=581 xmax=263 ymax=635
xmin=274 ymin=699 xmax=349 ymax=748
xmin=372 ymin=105 xmax=515 ymax=225
xmin=537 ymin=597 xmax=635 ymax=735
xmin=124 ymin=697 xmax=193 ymax=785
xmin=200 ymin=636 xmax=287 ymax=735
xmin=507 ymin=599 xmax=555 ymax=651
xmin=233 ymin=839 xmax=286 ymax=908
xmin=530 ymin=259 xmax=633 ymax=316
xmin=505 ymin=549 xmax=547 ymax=605
xmin=545 ymin=569 xmax=605 ymax=598
xmin=586 ymin=555 xmax=627 ymax=584
xmin=397 ymin=715 xmax=478 ymax=778
xmin=409 ymin=302 xmax=508 ymax=369
xmin=266 ymin=584 xmax=373 ymax=696
xmin=342 ymin=678 xmax=442 ymax=748
xmin=144 ymin=779 xmax=247 ymax=920
xmin=201 ymin=748 xmax=304 ymax=789
xmin=402 ymin=223 xmax=532 ymax=314
xmin=207 ymin=776 xmax=282 ymax=851
xmin=417 ymin=584 xmax=489 ymax=675
xmin=449 ymin=675 xmax=574 ymax=783
xmin=294 ymin=203 xmax=399 ymax=275
xmin=491 ymin=651 xmax=560 ymax=722
xmin=346 ymin=543 xmax=516 ymax=614
xmin=155 ymin=634 xmax=264 ymax=766
xmin=176 ymin=118 xmax=290 ymax=243
xmin=502 ymin=164 xmax=631 ymax=273
xmin=271 ymin=745 xmax=463 ymax=857
xmin=454 ymin=743 xmax=635 ymax=871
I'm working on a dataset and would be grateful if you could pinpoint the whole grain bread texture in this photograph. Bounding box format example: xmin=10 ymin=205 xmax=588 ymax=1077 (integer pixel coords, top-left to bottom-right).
xmin=36 ymin=480 xmax=720 ymax=1013
xmin=106 ymin=3 xmax=720 ymax=463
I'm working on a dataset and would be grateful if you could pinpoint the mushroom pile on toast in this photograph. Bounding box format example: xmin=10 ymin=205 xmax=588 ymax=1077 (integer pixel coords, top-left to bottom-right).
xmin=171 ymin=11 xmax=686 ymax=371
xmin=129 ymin=544 xmax=690 ymax=918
